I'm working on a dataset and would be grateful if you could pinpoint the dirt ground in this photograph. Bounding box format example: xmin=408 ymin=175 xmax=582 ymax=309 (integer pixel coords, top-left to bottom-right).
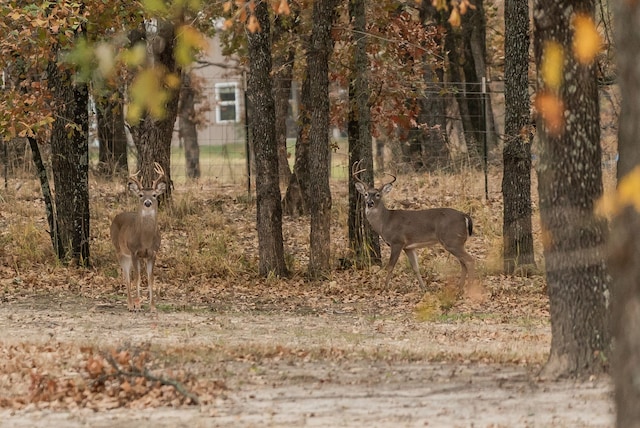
xmin=0 ymin=292 xmax=614 ymax=428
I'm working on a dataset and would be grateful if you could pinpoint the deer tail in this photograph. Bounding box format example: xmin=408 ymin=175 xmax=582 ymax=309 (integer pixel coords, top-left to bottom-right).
xmin=465 ymin=214 xmax=473 ymax=237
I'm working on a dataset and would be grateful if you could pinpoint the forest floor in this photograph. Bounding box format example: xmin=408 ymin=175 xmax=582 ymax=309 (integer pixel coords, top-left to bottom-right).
xmin=0 ymin=171 xmax=616 ymax=427
xmin=0 ymin=283 xmax=614 ymax=427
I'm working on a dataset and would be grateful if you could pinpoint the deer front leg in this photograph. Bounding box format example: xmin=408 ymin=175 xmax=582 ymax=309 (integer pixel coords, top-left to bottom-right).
xmin=384 ymin=245 xmax=404 ymax=287
xmin=146 ymin=257 xmax=156 ymax=313
xmin=404 ymin=248 xmax=426 ymax=289
xmin=120 ymin=255 xmax=134 ymax=311
xmin=133 ymin=257 xmax=142 ymax=311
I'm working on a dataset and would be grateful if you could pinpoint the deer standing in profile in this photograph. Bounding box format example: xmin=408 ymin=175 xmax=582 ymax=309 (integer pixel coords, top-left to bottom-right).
xmin=352 ymin=161 xmax=475 ymax=291
xmin=111 ymin=162 xmax=166 ymax=312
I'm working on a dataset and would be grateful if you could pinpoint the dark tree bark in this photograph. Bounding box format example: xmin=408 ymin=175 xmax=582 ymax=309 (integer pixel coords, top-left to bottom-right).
xmin=282 ymin=64 xmax=311 ymax=217
xmin=347 ymin=0 xmax=380 ymax=265
xmin=28 ymin=136 xmax=62 ymax=256
xmin=461 ymin=0 xmax=497 ymax=150
xmin=129 ymin=20 xmax=180 ymax=196
xmin=95 ymin=88 xmax=128 ymax=176
xmin=247 ymin=0 xmax=288 ymax=277
xmin=49 ymin=56 xmax=90 ymax=266
xmin=307 ymin=0 xmax=338 ymax=279
xmin=272 ymin=8 xmax=298 ymax=186
xmin=609 ymin=1 xmax=640 ymax=425
xmin=179 ymin=70 xmax=200 ymax=180
xmin=534 ymin=0 xmax=610 ymax=378
xmin=502 ymin=0 xmax=535 ymax=273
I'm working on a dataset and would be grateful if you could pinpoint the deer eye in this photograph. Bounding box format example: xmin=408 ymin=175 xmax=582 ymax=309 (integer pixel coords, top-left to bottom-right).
xmin=375 ymin=192 xmax=380 ymax=198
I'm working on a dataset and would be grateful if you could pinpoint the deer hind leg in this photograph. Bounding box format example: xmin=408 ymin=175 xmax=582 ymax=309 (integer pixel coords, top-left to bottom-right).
xmin=444 ymin=245 xmax=475 ymax=289
xmin=404 ymin=248 xmax=426 ymax=289
xmin=384 ymin=245 xmax=404 ymax=287
xmin=146 ymin=257 xmax=156 ymax=313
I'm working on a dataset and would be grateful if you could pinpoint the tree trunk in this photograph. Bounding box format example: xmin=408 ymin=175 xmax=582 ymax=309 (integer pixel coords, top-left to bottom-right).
xmin=533 ymin=0 xmax=610 ymax=378
xmin=444 ymin=22 xmax=476 ymax=162
xmin=247 ymin=0 xmax=288 ymax=277
xmin=502 ymin=0 xmax=535 ymax=273
xmin=179 ymin=70 xmax=200 ymax=180
xmin=348 ymin=0 xmax=380 ymax=265
xmin=129 ymin=20 xmax=180 ymax=196
xmin=28 ymin=136 xmax=62 ymax=256
xmin=307 ymin=0 xmax=337 ymax=279
xmin=462 ymin=0 xmax=498 ymax=150
xmin=95 ymin=87 xmax=128 ymax=176
xmin=49 ymin=56 xmax=90 ymax=266
xmin=282 ymin=68 xmax=311 ymax=217
xmin=272 ymin=9 xmax=297 ymax=186
xmin=609 ymin=1 xmax=640 ymax=424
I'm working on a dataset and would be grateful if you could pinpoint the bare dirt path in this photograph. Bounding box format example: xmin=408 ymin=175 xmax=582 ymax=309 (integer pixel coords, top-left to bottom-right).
xmin=0 ymin=297 xmax=614 ymax=427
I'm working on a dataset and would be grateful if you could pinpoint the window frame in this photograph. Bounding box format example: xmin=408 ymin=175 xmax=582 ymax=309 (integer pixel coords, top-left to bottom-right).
xmin=215 ymin=82 xmax=241 ymax=124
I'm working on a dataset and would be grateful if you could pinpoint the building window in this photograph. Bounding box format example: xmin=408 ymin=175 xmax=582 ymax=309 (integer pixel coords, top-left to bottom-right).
xmin=215 ymin=83 xmax=240 ymax=123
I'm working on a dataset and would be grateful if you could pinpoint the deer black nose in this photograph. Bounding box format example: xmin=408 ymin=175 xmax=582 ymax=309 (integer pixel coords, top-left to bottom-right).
xmin=144 ymin=200 xmax=152 ymax=208
xmin=366 ymin=200 xmax=374 ymax=208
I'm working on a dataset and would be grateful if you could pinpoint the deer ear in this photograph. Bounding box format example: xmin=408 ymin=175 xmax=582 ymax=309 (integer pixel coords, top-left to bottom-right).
xmin=128 ymin=181 xmax=141 ymax=194
xmin=156 ymin=182 xmax=167 ymax=194
xmin=381 ymin=183 xmax=393 ymax=194
xmin=354 ymin=182 xmax=366 ymax=195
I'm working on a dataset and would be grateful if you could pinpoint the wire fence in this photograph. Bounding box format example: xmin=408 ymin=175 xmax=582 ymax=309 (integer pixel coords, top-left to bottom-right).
xmin=1 ymin=76 xmax=620 ymax=192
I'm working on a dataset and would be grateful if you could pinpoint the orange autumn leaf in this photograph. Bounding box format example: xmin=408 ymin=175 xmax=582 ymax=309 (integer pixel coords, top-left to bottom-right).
xmin=448 ymin=7 xmax=461 ymax=27
xmin=573 ymin=14 xmax=602 ymax=64
xmin=247 ymin=15 xmax=261 ymax=32
xmin=277 ymin=0 xmax=291 ymax=15
xmin=535 ymin=92 xmax=564 ymax=135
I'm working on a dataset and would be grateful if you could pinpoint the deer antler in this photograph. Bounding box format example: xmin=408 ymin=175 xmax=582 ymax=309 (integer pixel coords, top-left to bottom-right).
xmin=152 ymin=162 xmax=165 ymax=189
xmin=383 ymin=172 xmax=396 ymax=186
xmin=129 ymin=170 xmax=144 ymax=189
xmin=352 ymin=159 xmax=368 ymax=187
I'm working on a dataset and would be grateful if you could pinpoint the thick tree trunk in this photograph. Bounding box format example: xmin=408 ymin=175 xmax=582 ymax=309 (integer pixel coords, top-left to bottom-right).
xmin=610 ymin=1 xmax=640 ymax=424
xmin=534 ymin=0 xmax=610 ymax=378
xmin=95 ymin=88 xmax=128 ymax=176
xmin=179 ymin=71 xmax=200 ymax=180
xmin=247 ymin=0 xmax=288 ymax=277
xmin=129 ymin=20 xmax=180 ymax=196
xmin=307 ymin=0 xmax=337 ymax=279
xmin=502 ymin=0 xmax=535 ymax=273
xmin=348 ymin=0 xmax=380 ymax=265
xmin=49 ymin=58 xmax=90 ymax=266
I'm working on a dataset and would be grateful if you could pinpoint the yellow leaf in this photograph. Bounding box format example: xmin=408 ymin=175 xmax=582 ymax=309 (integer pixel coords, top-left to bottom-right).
xmin=120 ymin=42 xmax=147 ymax=67
xmin=597 ymin=166 xmax=640 ymax=217
xmin=165 ymin=73 xmax=181 ymax=90
xmin=573 ymin=14 xmax=602 ymax=64
xmin=142 ymin=0 xmax=168 ymax=14
xmin=431 ymin=0 xmax=447 ymax=11
xmin=541 ymin=41 xmax=564 ymax=92
xmin=176 ymin=25 xmax=209 ymax=66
